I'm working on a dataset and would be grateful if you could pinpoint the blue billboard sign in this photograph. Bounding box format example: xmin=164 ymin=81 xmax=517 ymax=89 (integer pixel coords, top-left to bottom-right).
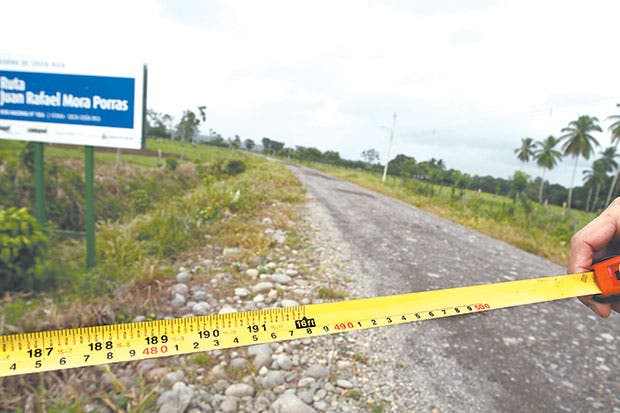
xmin=0 ymin=55 xmax=145 ymax=149
xmin=0 ymin=71 xmax=135 ymax=129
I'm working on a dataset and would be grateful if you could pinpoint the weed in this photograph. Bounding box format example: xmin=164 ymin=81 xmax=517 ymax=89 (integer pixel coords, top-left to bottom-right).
xmin=318 ymin=287 xmax=346 ymax=300
xmin=352 ymin=352 xmax=369 ymax=365
xmin=369 ymin=403 xmax=387 ymax=413
xmin=346 ymin=390 xmax=363 ymax=400
xmin=165 ymin=157 xmax=178 ymax=170
xmin=190 ymin=353 xmax=215 ymax=366
xmin=0 ymin=207 xmax=50 ymax=291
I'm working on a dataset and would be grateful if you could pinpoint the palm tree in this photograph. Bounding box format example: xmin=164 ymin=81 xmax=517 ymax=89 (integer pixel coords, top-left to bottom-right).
xmin=514 ymin=137 xmax=536 ymax=163
xmin=605 ymin=104 xmax=620 ymax=205
xmin=533 ymin=136 xmax=562 ymax=203
xmin=583 ymin=159 xmax=611 ymax=212
xmin=594 ymin=147 xmax=618 ymax=209
xmin=609 ymin=103 xmax=620 ymax=140
xmin=559 ymin=115 xmax=602 ymax=209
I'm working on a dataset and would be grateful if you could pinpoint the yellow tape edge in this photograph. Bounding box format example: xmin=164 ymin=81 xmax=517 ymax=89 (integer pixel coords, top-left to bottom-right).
xmin=0 ymin=271 xmax=600 ymax=377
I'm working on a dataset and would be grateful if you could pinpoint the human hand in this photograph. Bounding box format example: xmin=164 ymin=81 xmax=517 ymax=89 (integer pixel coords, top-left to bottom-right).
xmin=568 ymin=199 xmax=620 ymax=317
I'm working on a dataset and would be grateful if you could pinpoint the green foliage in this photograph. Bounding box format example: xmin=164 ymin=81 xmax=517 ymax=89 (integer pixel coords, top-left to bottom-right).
xmin=262 ymin=137 xmax=285 ymax=154
xmin=244 ymin=138 xmax=255 ymax=150
xmin=166 ymin=157 xmax=178 ymax=170
xmin=146 ymin=109 xmax=172 ymax=139
xmin=175 ymin=106 xmax=206 ymax=143
xmin=130 ymin=189 xmax=151 ymax=214
xmin=21 ymin=142 xmax=37 ymax=172
xmin=3 ymin=296 xmax=39 ymax=327
xmin=510 ymin=170 xmax=528 ymax=199
xmin=0 ymin=207 xmax=51 ymax=291
xmin=0 ymin=156 xmax=30 ymax=208
xmin=225 ymin=159 xmax=246 ymax=176
xmin=46 ymin=162 xmax=86 ymax=230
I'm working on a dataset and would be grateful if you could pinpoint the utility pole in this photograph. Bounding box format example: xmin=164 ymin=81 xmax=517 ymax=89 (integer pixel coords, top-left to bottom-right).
xmin=381 ymin=112 xmax=397 ymax=182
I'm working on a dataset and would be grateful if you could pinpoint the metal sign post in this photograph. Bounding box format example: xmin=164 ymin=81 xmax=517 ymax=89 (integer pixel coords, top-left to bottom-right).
xmin=85 ymin=146 xmax=95 ymax=268
xmin=33 ymin=142 xmax=45 ymax=226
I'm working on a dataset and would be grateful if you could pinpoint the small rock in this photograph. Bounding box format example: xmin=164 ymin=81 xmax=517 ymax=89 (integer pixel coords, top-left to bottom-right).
xmin=263 ymin=370 xmax=285 ymax=389
xmin=157 ymin=382 xmax=193 ymax=413
xmin=272 ymin=393 xmax=315 ymax=413
xmin=298 ymin=389 xmax=314 ymax=404
xmin=313 ymin=388 xmax=327 ymax=401
xmin=230 ymin=358 xmax=249 ymax=370
xmin=192 ymin=302 xmax=210 ymax=315
xmin=176 ymin=271 xmax=191 ymax=283
xmin=276 ymin=354 xmax=293 ymax=370
xmin=272 ymin=231 xmax=286 ymax=244
xmin=336 ymin=379 xmax=353 ymax=389
xmin=170 ymin=294 xmax=186 ymax=308
xmin=192 ymin=290 xmax=208 ymax=300
xmin=208 ymin=364 xmax=227 ymax=380
xmin=164 ymin=370 xmax=185 ymax=384
xmin=235 ymin=288 xmax=251 ymax=297
xmin=248 ymin=344 xmax=273 ymax=369
xmin=219 ymin=305 xmax=237 ymax=314
xmin=252 ymin=282 xmax=274 ymax=293
xmin=270 ymin=273 xmax=292 ymax=284
xmin=171 ymin=283 xmax=189 ymax=296
xmin=246 ymin=269 xmax=260 ymax=278
xmin=305 ymin=365 xmax=329 ymax=379
xmin=281 ymin=299 xmax=300 ymax=308
xmin=137 ymin=360 xmax=157 ymax=375
xmin=298 ymin=377 xmax=316 ymax=387
xmin=223 ymin=247 xmax=241 ymax=256
xmin=224 ymin=383 xmax=255 ymax=397
xmin=220 ymin=397 xmax=238 ymax=413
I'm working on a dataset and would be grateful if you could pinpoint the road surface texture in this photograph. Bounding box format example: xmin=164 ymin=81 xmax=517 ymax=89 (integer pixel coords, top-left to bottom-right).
xmin=289 ymin=164 xmax=620 ymax=413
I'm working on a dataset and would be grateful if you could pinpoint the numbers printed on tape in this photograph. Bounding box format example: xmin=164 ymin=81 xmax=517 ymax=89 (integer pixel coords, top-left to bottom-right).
xmin=0 ymin=271 xmax=602 ymax=377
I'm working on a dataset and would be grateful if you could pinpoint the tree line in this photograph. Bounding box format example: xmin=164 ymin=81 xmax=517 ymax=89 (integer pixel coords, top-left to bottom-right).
xmin=146 ymin=104 xmax=620 ymax=212
xmin=515 ymin=104 xmax=620 ymax=212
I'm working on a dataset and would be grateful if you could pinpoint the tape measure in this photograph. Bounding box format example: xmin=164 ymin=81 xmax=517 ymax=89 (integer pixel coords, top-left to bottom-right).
xmin=2 ymin=256 xmax=620 ymax=378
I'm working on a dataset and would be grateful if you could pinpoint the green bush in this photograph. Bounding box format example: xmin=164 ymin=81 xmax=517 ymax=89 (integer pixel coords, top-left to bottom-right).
xmin=225 ymin=159 xmax=246 ymax=176
xmin=0 ymin=207 xmax=51 ymax=291
xmin=20 ymin=142 xmax=36 ymax=173
xmin=130 ymin=189 xmax=151 ymax=213
xmin=166 ymin=158 xmax=178 ymax=171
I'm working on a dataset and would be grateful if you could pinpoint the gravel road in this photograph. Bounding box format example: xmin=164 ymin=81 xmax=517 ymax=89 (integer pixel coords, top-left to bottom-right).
xmin=288 ymin=164 xmax=620 ymax=413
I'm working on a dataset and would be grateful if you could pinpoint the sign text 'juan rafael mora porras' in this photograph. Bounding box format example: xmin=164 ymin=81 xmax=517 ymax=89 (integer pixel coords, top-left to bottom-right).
xmin=0 ymin=55 xmax=146 ymax=149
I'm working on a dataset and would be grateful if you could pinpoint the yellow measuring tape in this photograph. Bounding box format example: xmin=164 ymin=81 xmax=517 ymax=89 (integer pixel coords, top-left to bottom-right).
xmin=0 ymin=268 xmax=605 ymax=377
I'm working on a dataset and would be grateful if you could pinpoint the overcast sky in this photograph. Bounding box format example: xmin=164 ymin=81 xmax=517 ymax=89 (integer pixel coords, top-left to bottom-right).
xmin=2 ymin=0 xmax=619 ymax=186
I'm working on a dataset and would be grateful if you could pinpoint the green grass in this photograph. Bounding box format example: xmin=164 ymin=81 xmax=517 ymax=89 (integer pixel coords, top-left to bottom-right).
xmin=0 ymin=138 xmax=307 ymax=411
xmin=0 ymin=138 xmax=305 ymax=328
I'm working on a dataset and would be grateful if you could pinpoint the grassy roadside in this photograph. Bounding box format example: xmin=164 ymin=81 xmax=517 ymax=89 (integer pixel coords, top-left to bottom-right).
xmin=286 ymin=160 xmax=597 ymax=266
xmin=0 ymin=141 xmax=309 ymax=411
xmin=0 ymin=141 xmax=305 ymax=332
